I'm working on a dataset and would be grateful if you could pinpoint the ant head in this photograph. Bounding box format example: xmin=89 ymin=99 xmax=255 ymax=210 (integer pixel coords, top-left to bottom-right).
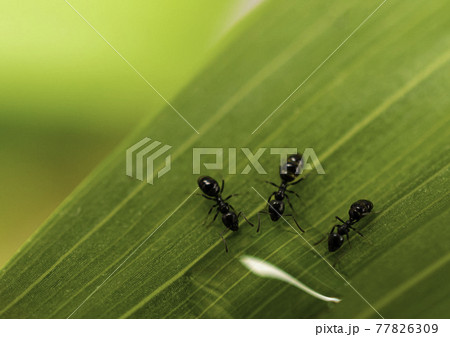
xmin=337 ymin=225 xmax=349 ymax=236
xmin=279 ymin=162 xmax=297 ymax=182
xmin=328 ymin=233 xmax=344 ymax=252
xmin=197 ymin=176 xmax=220 ymax=197
xmin=279 ymin=154 xmax=303 ymax=182
xmin=287 ymin=153 xmax=303 ymax=166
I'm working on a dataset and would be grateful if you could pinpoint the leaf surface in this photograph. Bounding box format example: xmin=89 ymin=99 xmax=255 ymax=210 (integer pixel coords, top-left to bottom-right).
xmin=1 ymin=0 xmax=449 ymax=318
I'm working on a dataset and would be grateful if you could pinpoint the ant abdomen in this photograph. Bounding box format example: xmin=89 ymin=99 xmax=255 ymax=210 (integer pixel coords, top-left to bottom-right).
xmin=197 ymin=176 xmax=220 ymax=197
xmin=348 ymin=199 xmax=373 ymax=221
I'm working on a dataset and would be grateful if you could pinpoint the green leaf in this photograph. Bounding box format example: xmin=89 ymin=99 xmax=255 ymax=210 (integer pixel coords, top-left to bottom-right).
xmin=1 ymin=0 xmax=449 ymax=318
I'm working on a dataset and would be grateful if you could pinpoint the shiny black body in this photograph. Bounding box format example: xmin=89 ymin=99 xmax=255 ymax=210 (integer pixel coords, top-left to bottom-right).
xmin=197 ymin=176 xmax=253 ymax=251
xmin=328 ymin=199 xmax=373 ymax=252
xmin=280 ymin=153 xmax=303 ymax=182
xmin=257 ymin=153 xmax=305 ymax=233
xmin=198 ymin=176 xmax=220 ymax=197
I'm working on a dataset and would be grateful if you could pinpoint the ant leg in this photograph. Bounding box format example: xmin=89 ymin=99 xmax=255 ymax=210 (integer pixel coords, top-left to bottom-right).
xmin=220 ymin=179 xmax=225 ymax=194
xmin=219 ymin=229 xmax=229 ymax=253
xmin=359 ymin=211 xmax=378 ymax=222
xmin=267 ymin=192 xmax=276 ymax=204
xmin=202 ymin=204 xmax=218 ymax=225
xmin=238 ymin=212 xmax=254 ymax=227
xmin=346 ymin=233 xmax=351 ymax=247
xmin=329 ymin=225 xmax=339 ymax=234
xmin=257 ymin=213 xmax=261 ymax=233
xmin=256 ymin=211 xmax=268 ymax=233
xmin=284 ymin=214 xmax=305 ymax=233
xmin=208 ymin=204 xmax=218 ymax=215
xmin=286 ymin=190 xmax=301 ymax=199
xmin=264 ymin=181 xmax=279 ymax=188
xmin=313 ymin=235 xmax=327 ymax=246
xmin=335 ymin=216 xmax=346 ymax=224
xmin=208 ymin=209 xmax=220 ymax=226
xmin=197 ymin=193 xmax=216 ymax=201
xmin=349 ymin=226 xmax=364 ymax=238
xmin=349 ymin=226 xmax=373 ymax=244
xmin=289 ymin=178 xmax=304 ymax=186
xmin=224 ymin=194 xmax=239 ymax=201
xmin=285 ymin=194 xmax=296 ymax=213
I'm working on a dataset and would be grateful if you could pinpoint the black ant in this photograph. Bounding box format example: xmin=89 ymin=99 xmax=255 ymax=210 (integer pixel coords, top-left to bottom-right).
xmin=197 ymin=176 xmax=254 ymax=252
xmin=256 ymin=153 xmax=305 ymax=233
xmin=328 ymin=199 xmax=374 ymax=252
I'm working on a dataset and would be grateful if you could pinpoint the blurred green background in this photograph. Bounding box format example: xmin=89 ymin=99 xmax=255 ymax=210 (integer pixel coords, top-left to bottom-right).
xmin=0 ymin=0 xmax=262 ymax=267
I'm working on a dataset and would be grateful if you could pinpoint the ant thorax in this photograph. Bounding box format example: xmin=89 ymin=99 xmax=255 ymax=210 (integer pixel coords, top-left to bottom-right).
xmin=274 ymin=190 xmax=285 ymax=200
xmin=218 ymin=202 xmax=230 ymax=214
xmin=337 ymin=224 xmax=350 ymax=235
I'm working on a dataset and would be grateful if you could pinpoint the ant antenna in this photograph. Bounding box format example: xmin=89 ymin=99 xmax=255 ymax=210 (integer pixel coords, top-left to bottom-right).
xmin=335 ymin=216 xmax=346 ymax=224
